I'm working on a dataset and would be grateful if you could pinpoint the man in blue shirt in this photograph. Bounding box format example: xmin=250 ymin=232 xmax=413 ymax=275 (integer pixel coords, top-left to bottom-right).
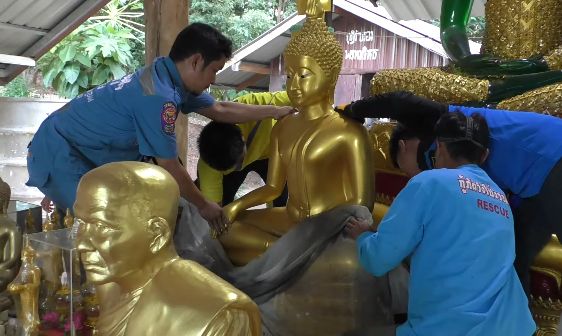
xmin=341 ymin=91 xmax=562 ymax=294
xmin=346 ymin=112 xmax=535 ymax=336
xmin=27 ymin=23 xmax=293 ymax=232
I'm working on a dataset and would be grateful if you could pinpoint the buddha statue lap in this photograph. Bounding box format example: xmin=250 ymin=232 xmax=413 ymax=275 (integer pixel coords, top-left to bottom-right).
xmin=74 ymin=162 xmax=261 ymax=336
xmin=219 ymin=0 xmax=375 ymax=266
xmin=371 ymin=0 xmax=562 ymax=116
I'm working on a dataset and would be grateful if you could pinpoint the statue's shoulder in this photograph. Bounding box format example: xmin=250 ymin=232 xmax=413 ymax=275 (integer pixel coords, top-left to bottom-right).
xmin=155 ymin=259 xmax=256 ymax=308
xmin=126 ymin=259 xmax=258 ymax=336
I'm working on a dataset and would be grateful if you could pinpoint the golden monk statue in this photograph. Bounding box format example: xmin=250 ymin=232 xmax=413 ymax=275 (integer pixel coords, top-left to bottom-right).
xmin=8 ymin=242 xmax=41 ymax=336
xmin=74 ymin=162 xmax=261 ymax=336
xmin=219 ymin=0 xmax=374 ymax=266
xmin=372 ymin=0 xmax=562 ymax=116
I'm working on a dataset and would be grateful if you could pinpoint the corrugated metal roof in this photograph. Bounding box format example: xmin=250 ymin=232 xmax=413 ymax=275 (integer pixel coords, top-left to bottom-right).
xmin=377 ymin=0 xmax=485 ymax=21
xmin=0 ymin=0 xmax=109 ymax=84
xmin=214 ymin=0 xmax=481 ymax=90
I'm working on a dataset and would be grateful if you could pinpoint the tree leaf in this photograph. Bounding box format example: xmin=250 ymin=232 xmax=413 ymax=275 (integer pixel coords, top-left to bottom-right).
xmin=42 ymin=67 xmax=57 ymax=88
xmin=77 ymin=72 xmax=89 ymax=88
xmin=62 ymin=63 xmax=81 ymax=84
xmin=108 ymin=61 xmax=126 ymax=79
xmin=75 ymin=52 xmax=92 ymax=67
xmin=92 ymin=66 xmax=110 ymax=86
xmin=58 ymin=44 xmax=77 ymax=63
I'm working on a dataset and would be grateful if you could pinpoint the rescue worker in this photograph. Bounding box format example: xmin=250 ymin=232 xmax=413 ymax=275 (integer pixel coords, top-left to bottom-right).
xmin=345 ymin=112 xmax=536 ymax=336
xmin=27 ymin=23 xmax=293 ymax=232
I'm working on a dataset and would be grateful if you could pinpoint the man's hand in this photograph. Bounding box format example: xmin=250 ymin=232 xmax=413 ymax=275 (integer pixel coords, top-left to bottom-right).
xmin=40 ymin=196 xmax=54 ymax=213
xmin=198 ymin=200 xmax=229 ymax=235
xmin=344 ymin=217 xmax=374 ymax=240
xmin=272 ymin=105 xmax=296 ymax=120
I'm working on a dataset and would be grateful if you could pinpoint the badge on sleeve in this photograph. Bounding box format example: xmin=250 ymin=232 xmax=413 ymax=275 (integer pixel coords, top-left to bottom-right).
xmin=161 ymin=102 xmax=178 ymax=135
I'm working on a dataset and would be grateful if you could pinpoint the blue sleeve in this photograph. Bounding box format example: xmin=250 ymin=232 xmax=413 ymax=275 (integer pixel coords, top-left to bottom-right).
xmin=181 ymin=91 xmax=215 ymax=113
xmin=132 ymin=97 xmax=177 ymax=159
xmin=356 ymin=177 xmax=430 ymax=276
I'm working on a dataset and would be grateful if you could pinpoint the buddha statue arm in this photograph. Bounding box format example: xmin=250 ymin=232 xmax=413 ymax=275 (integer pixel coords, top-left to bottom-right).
xmin=224 ymin=127 xmax=286 ymax=221
xmin=202 ymin=308 xmax=260 ymax=336
xmin=441 ymin=0 xmax=550 ymax=76
xmin=345 ymin=130 xmax=374 ymax=207
xmin=0 ymin=232 xmax=22 ymax=270
xmin=440 ymin=0 xmax=473 ymax=63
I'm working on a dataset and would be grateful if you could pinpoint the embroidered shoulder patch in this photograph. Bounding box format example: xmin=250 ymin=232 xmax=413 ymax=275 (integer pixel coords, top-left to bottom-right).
xmin=161 ymin=102 xmax=178 ymax=135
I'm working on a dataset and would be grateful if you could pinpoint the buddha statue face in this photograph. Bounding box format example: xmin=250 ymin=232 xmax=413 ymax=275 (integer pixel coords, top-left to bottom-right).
xmin=285 ymin=55 xmax=333 ymax=108
xmin=284 ymin=17 xmax=343 ymax=107
xmin=75 ymin=162 xmax=179 ymax=285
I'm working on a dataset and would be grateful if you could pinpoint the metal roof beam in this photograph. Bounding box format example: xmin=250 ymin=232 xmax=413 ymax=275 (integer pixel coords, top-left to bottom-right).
xmin=231 ymin=61 xmax=271 ymax=75
xmin=0 ymin=22 xmax=48 ymax=35
xmin=0 ymin=54 xmax=35 ymax=66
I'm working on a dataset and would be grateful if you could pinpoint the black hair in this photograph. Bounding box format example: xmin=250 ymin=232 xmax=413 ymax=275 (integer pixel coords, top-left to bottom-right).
xmin=389 ymin=123 xmax=436 ymax=170
xmin=169 ymin=23 xmax=233 ymax=66
xmin=434 ymin=111 xmax=489 ymax=163
xmin=389 ymin=123 xmax=417 ymax=168
xmin=198 ymin=121 xmax=245 ymax=171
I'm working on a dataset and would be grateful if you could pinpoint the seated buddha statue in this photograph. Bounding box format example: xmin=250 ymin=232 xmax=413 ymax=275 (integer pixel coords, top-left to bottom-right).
xmin=74 ymin=162 xmax=261 ymax=336
xmin=219 ymin=0 xmax=374 ymax=266
xmin=372 ymin=0 xmax=562 ymax=116
xmin=0 ymin=178 xmax=22 ymax=295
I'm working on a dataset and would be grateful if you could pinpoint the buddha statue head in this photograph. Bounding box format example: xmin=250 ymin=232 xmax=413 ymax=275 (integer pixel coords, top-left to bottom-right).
xmin=284 ymin=13 xmax=343 ymax=108
xmin=75 ymin=162 xmax=179 ymax=286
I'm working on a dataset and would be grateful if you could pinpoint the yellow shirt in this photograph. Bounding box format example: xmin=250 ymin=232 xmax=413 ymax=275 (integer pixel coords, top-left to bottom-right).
xmin=198 ymin=91 xmax=291 ymax=203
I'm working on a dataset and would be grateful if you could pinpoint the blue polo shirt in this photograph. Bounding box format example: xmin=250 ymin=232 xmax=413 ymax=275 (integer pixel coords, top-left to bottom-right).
xmin=27 ymin=57 xmax=214 ymax=187
xmin=357 ymin=165 xmax=535 ymax=336
xmin=450 ymin=105 xmax=562 ymax=198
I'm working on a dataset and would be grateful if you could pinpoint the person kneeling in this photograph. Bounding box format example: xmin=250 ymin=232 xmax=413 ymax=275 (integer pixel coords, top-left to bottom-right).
xmin=346 ymin=112 xmax=536 ymax=336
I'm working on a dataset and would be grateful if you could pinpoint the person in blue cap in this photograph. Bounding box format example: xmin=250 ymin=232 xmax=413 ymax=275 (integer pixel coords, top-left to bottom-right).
xmin=27 ymin=22 xmax=293 ymax=232
xmin=340 ymin=91 xmax=562 ymax=295
xmin=345 ymin=112 xmax=536 ymax=336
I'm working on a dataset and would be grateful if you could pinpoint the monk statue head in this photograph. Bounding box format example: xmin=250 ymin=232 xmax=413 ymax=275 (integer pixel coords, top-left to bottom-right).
xmin=284 ymin=9 xmax=343 ymax=108
xmin=75 ymin=162 xmax=179 ymax=287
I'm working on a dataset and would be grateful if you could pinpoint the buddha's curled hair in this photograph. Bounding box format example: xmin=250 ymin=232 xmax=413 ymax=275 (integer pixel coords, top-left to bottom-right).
xmin=284 ymin=18 xmax=343 ymax=78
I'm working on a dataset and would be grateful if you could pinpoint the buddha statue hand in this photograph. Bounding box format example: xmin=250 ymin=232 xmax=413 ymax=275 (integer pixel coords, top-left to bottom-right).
xmin=453 ymin=54 xmax=550 ymax=77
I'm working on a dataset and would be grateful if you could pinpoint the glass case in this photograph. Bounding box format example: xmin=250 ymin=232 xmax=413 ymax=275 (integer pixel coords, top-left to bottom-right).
xmin=18 ymin=229 xmax=100 ymax=336
xmin=6 ymin=200 xmax=42 ymax=234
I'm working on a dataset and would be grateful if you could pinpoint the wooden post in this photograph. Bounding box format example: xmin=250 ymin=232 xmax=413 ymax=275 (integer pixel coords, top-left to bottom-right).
xmin=144 ymin=0 xmax=189 ymax=164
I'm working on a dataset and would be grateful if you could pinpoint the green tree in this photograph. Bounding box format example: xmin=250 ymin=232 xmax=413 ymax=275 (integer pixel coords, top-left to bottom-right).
xmin=0 ymin=75 xmax=30 ymax=98
xmin=37 ymin=0 xmax=144 ymax=98
xmin=189 ymin=0 xmax=296 ymax=50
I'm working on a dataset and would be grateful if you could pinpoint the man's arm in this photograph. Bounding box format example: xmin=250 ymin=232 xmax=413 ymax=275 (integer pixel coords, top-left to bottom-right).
xmin=157 ymin=158 xmax=226 ymax=231
xmin=198 ymin=101 xmax=294 ymax=123
xmin=343 ymin=91 xmax=448 ymax=134
xmin=355 ymin=177 xmax=429 ymax=276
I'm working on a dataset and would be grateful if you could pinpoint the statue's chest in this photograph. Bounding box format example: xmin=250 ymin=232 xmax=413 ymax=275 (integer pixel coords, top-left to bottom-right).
xmin=278 ymin=124 xmax=341 ymax=167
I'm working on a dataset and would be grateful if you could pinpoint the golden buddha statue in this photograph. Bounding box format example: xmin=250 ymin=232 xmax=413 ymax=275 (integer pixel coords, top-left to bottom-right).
xmin=0 ymin=177 xmax=10 ymax=214
xmin=25 ymin=209 xmax=36 ymax=234
xmin=219 ymin=0 xmax=374 ymax=266
xmin=63 ymin=209 xmax=73 ymax=229
xmin=372 ymin=0 xmax=562 ymax=116
xmin=8 ymin=241 xmax=41 ymax=336
xmin=0 ymin=179 xmax=21 ymax=294
xmin=74 ymin=162 xmax=261 ymax=336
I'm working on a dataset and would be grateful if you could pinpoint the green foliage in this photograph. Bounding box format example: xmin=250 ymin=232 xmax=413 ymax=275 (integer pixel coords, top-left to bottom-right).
xmin=190 ymin=0 xmax=297 ymax=50
xmin=209 ymin=88 xmax=251 ymax=101
xmin=37 ymin=0 xmax=144 ymax=98
xmin=0 ymin=75 xmax=30 ymax=97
